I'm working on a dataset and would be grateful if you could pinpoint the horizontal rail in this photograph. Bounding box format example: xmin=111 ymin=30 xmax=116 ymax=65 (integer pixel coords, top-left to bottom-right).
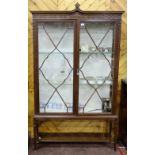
xmin=34 ymin=114 xmax=118 ymax=120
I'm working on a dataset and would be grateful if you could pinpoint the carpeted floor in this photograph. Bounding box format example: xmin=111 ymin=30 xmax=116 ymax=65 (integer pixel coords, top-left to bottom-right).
xmin=28 ymin=143 xmax=122 ymax=155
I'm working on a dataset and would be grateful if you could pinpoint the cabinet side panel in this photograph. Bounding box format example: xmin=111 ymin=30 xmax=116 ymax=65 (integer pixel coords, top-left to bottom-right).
xmin=112 ymin=19 xmax=122 ymax=115
xmin=32 ymin=17 xmax=39 ymax=114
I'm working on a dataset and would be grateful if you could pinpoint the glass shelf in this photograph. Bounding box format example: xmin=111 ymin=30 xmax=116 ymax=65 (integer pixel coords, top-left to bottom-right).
xmin=79 ymin=80 xmax=112 ymax=86
xmin=80 ymin=52 xmax=112 ymax=54
xmin=40 ymin=103 xmax=73 ymax=113
xmin=39 ymin=51 xmax=73 ymax=54
xmin=39 ymin=51 xmax=112 ymax=55
xmin=40 ymin=81 xmax=112 ymax=86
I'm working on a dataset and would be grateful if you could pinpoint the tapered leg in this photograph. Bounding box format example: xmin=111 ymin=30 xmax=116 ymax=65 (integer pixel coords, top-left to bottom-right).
xmin=33 ymin=119 xmax=38 ymax=150
xmin=113 ymin=119 xmax=118 ymax=151
xmin=109 ymin=121 xmax=112 ymax=139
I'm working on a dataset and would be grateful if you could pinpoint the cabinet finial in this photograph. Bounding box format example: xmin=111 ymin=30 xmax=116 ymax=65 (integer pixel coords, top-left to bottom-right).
xmin=75 ymin=2 xmax=81 ymax=11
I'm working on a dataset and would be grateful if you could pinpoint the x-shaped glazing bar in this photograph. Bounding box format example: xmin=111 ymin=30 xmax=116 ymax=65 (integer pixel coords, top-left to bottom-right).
xmin=39 ymin=24 xmax=73 ymax=112
xmin=79 ymin=25 xmax=112 ymax=112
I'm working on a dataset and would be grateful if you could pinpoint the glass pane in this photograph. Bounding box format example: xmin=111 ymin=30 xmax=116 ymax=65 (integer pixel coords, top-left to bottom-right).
xmin=38 ymin=22 xmax=74 ymax=113
xmin=79 ymin=22 xmax=114 ymax=113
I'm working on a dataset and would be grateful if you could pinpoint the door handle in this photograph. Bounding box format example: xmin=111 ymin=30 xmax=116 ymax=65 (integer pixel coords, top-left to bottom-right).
xmin=77 ymin=69 xmax=79 ymax=76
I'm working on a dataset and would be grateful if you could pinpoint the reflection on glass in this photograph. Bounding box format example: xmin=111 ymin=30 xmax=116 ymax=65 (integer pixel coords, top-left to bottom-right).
xmin=79 ymin=22 xmax=114 ymax=113
xmin=38 ymin=22 xmax=74 ymax=113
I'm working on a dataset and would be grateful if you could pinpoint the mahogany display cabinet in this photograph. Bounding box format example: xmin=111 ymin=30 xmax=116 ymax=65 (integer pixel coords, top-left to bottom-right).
xmin=31 ymin=3 xmax=123 ymax=150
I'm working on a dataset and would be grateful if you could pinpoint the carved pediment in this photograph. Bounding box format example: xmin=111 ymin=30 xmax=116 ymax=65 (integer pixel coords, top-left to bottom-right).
xmin=72 ymin=2 xmax=83 ymax=13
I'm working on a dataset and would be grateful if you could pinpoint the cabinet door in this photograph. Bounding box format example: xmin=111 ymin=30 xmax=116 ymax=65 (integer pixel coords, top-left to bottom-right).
xmin=38 ymin=21 xmax=75 ymax=113
xmin=78 ymin=22 xmax=114 ymax=114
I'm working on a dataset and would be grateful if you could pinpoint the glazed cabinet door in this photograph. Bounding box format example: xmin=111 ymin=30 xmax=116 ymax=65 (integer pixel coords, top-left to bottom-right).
xmin=38 ymin=21 xmax=75 ymax=113
xmin=78 ymin=21 xmax=114 ymax=114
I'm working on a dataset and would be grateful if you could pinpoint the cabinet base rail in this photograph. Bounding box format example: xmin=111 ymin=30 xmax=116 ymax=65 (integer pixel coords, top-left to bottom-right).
xmin=33 ymin=115 xmax=118 ymax=151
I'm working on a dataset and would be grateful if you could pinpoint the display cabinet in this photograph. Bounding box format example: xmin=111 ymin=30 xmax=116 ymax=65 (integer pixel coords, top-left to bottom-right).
xmin=32 ymin=3 xmax=123 ymax=150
